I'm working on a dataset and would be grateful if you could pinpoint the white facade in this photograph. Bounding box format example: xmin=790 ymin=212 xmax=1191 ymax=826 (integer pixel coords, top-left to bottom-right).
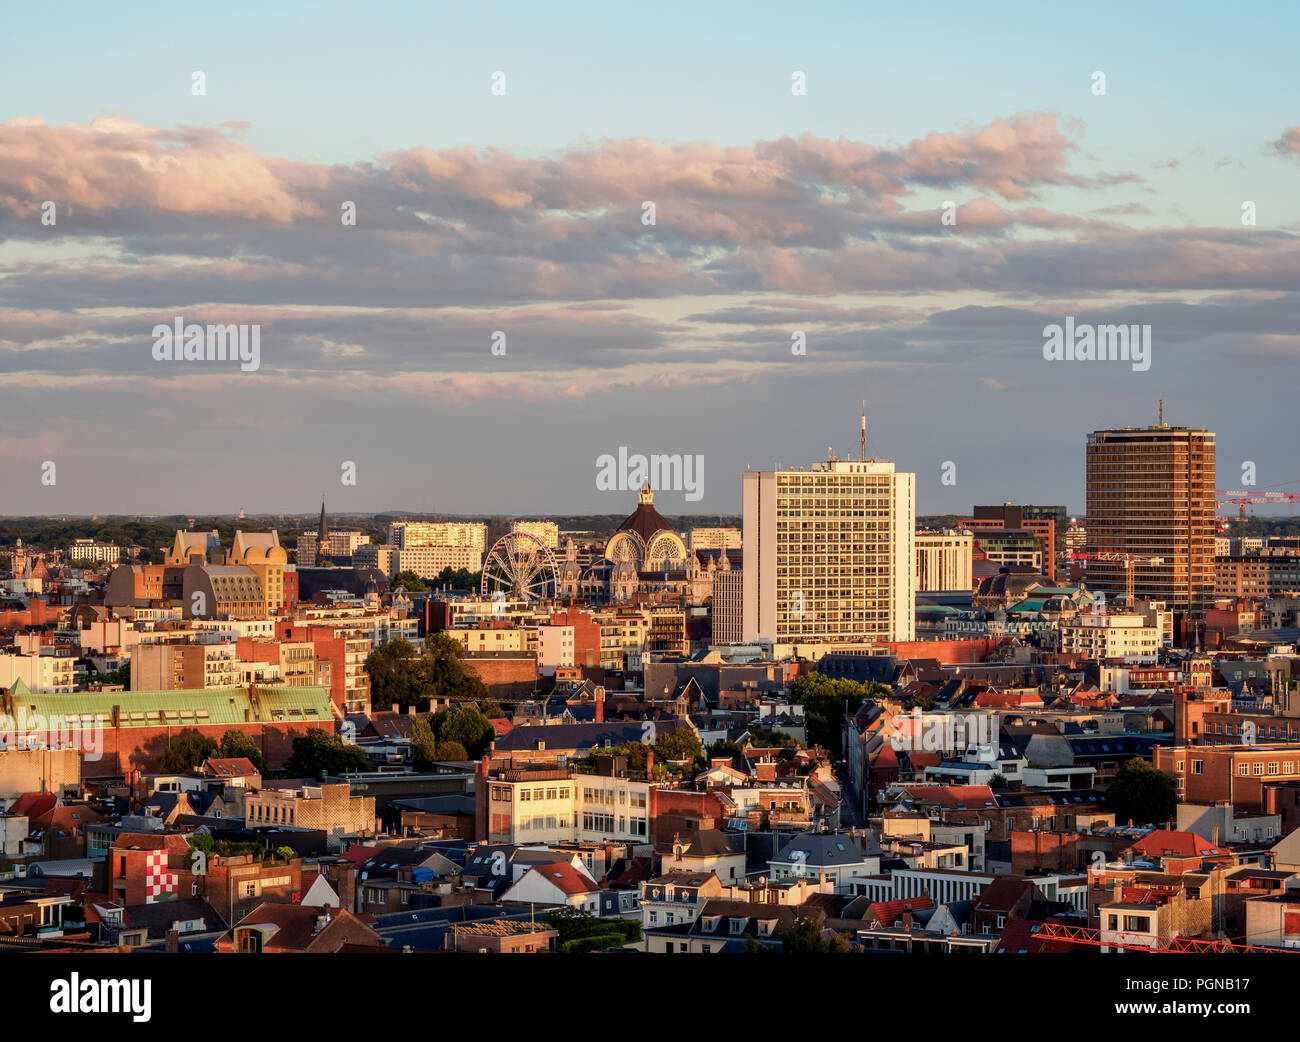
xmin=742 ymin=458 xmax=915 ymax=644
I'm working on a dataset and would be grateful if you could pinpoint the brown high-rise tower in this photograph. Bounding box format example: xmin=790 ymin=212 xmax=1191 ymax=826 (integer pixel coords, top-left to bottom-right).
xmin=1085 ymin=422 xmax=1216 ymax=619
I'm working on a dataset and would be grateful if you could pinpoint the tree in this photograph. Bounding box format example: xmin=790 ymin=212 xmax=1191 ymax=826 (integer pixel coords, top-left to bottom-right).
xmin=434 ymin=740 xmax=469 ymax=760
xmin=790 ymin=672 xmax=890 ymax=756
xmin=654 ymin=727 xmax=703 ymax=764
xmin=96 ymin=662 xmax=131 ymax=689
xmin=284 ymin=728 xmax=370 ymax=778
xmin=275 ymin=846 xmax=296 ymax=863
xmin=708 ymin=739 xmax=747 ymax=771
xmin=157 ymin=732 xmax=218 ymax=773
xmin=988 ymin=773 xmax=1008 ymax=789
xmin=410 ymin=718 xmax=438 ymax=769
xmin=424 ymin=633 xmax=488 ymax=703
xmin=780 ymin=913 xmax=851 ymax=954
xmin=1106 ymin=758 xmax=1178 ymax=827
xmin=390 ymin=570 xmax=430 ymax=592
xmin=217 ymin=729 xmax=268 ymax=775
xmin=366 ymin=638 xmax=423 ymax=710
xmin=434 ymin=705 xmax=493 ymax=758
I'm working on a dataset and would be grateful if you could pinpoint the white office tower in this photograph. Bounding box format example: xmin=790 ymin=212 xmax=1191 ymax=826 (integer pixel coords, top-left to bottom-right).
xmin=742 ymin=456 xmax=915 ymax=644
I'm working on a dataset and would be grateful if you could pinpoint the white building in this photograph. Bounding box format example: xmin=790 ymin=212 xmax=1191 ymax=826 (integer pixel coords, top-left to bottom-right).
xmin=742 ymin=456 xmax=915 ymax=644
xmin=66 ymin=539 xmax=121 ymax=565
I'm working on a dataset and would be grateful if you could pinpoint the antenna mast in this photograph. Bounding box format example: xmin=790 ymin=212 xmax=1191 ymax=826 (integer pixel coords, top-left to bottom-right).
xmin=860 ymin=401 xmax=867 ymax=462
xmin=1158 ymin=399 xmax=1164 ymax=426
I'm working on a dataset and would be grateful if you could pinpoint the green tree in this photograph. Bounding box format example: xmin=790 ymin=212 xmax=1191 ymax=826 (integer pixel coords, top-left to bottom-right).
xmin=433 ymin=705 xmax=493 ymax=758
xmin=654 ymin=727 xmax=703 ymax=764
xmin=366 ymin=638 xmax=423 ymax=710
xmin=284 ymin=728 xmax=370 ymax=778
xmin=424 ymin=633 xmax=488 ymax=703
xmin=790 ymin=672 xmax=890 ymax=756
xmin=389 ymin=570 xmax=430 ymax=592
xmin=1107 ymin=758 xmax=1178 ymax=827
xmin=96 ymin=662 xmax=131 ymax=689
xmin=156 ymin=732 xmax=218 ymax=773
xmin=780 ymin=913 xmax=851 ymax=954
xmin=410 ymin=717 xmax=439 ymax=769
xmin=275 ymin=845 xmax=296 ymax=863
xmin=434 ymin=740 xmax=469 ymax=760
xmin=708 ymin=739 xmax=747 ymax=771
xmin=217 ymin=729 xmax=269 ymax=775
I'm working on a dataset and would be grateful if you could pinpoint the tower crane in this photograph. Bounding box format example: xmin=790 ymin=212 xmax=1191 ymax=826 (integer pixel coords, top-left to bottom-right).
xmin=1068 ymin=552 xmax=1165 ymax=606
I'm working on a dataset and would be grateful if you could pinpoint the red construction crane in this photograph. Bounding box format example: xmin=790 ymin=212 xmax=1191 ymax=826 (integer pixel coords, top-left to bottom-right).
xmin=1068 ymin=552 xmax=1165 ymax=606
xmin=1032 ymin=921 xmax=1298 ymax=954
xmin=1216 ymin=488 xmax=1300 ymax=521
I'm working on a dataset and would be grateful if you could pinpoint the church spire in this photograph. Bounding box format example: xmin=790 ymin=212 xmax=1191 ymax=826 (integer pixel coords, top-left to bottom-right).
xmin=317 ymin=498 xmax=328 ymax=543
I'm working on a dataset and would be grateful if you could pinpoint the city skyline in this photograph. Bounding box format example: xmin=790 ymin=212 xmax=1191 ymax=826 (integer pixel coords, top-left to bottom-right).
xmin=3 ymin=2 xmax=1299 ymax=514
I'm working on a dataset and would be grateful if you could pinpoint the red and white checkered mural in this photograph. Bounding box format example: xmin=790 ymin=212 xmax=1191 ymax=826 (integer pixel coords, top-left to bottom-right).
xmin=145 ymin=849 xmax=178 ymax=903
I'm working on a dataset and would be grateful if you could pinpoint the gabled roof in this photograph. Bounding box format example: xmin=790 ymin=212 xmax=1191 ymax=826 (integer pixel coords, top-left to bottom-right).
xmin=201 ymin=757 xmax=260 ymax=778
xmin=519 ymin=862 xmax=596 ymax=896
xmin=868 ymin=895 xmax=933 ymax=928
xmin=1128 ymin=830 xmax=1227 ymax=859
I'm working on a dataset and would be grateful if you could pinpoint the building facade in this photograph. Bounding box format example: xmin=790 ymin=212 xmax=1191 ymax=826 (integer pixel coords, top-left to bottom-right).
xmin=742 ymin=457 xmax=915 ymax=644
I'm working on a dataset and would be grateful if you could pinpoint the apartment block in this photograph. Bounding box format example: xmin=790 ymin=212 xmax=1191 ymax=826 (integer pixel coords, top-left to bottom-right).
xmin=742 ymin=456 xmax=915 ymax=644
xmin=915 ymin=530 xmax=973 ymax=592
xmin=1085 ymin=424 xmax=1216 ymax=617
xmin=387 ymin=521 xmax=487 ymax=553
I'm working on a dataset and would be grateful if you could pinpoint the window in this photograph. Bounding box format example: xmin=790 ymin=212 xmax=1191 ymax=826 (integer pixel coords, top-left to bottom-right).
xmin=1192 ymin=760 xmax=1203 ymax=775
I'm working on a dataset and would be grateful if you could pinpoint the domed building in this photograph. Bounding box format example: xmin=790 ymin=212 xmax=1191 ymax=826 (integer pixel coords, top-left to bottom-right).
xmin=604 ymin=483 xmax=688 ymax=571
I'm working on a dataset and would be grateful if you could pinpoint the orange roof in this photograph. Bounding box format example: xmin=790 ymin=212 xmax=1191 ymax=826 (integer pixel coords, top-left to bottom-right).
xmin=902 ymin=784 xmax=996 ymax=808
xmin=527 ymin=862 xmax=595 ymax=896
xmin=1128 ymin=830 xmax=1226 ymax=859
xmin=870 ymin=895 xmax=933 ymax=927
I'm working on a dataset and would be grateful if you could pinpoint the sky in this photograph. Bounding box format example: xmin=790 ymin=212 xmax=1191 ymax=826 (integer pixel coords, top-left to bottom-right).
xmin=2 ymin=0 xmax=1299 ymax=519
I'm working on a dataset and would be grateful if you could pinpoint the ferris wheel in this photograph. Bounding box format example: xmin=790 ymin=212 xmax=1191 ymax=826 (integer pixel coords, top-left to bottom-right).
xmin=480 ymin=531 xmax=558 ymax=603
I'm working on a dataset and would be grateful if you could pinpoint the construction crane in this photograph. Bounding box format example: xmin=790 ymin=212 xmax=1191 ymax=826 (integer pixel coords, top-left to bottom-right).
xmin=1032 ymin=921 xmax=1298 ymax=954
xmin=1216 ymin=488 xmax=1300 ymax=522
xmin=1068 ymin=552 xmax=1164 ymax=606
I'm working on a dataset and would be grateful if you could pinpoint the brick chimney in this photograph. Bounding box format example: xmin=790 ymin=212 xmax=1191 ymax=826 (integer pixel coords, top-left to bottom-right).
xmin=165 ymin=928 xmax=179 ymax=954
xmin=644 ymin=749 xmax=654 ymax=777
xmin=595 ymin=696 xmax=604 ymax=724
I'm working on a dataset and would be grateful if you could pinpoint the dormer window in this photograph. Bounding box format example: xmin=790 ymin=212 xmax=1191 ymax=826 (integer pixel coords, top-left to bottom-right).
xmin=730 ymin=918 xmax=746 ymax=935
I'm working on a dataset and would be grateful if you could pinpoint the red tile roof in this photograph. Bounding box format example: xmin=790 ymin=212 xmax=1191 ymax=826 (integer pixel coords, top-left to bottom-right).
xmin=869 ymin=895 xmax=933 ymax=928
xmin=901 ymin=784 xmax=996 ymax=808
xmin=1129 ymin=830 xmax=1226 ymax=859
xmin=528 ymin=862 xmax=595 ymax=896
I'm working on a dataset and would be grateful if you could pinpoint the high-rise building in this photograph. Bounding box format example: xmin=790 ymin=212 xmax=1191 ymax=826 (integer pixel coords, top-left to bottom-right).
xmin=689 ymin=527 xmax=742 ymax=551
xmin=711 ymin=555 xmax=743 ymax=644
xmin=1085 ymin=424 xmax=1216 ymax=617
xmin=511 ymin=520 xmax=560 ymax=550
xmin=386 ymin=521 xmax=487 ymax=554
xmin=914 ymin=530 xmax=973 ymax=592
xmin=742 ymin=455 xmax=915 ymax=644
xmin=962 ymin=505 xmax=1061 ymax=580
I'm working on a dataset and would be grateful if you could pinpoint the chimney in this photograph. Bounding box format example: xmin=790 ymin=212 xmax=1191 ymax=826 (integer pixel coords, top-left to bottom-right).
xmin=645 ymin=749 xmax=654 ymax=777
xmin=1211 ymin=826 xmax=1219 ymax=847
xmin=595 ymin=696 xmax=604 ymax=724
xmin=1112 ymin=879 xmax=1123 ymax=902
xmin=165 ymin=928 xmax=179 ymax=954
xmin=392 ymin=703 xmax=399 ymax=714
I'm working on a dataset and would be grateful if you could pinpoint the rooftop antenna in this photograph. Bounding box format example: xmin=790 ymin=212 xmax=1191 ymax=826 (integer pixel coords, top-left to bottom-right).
xmin=1158 ymin=399 xmax=1164 ymax=426
xmin=861 ymin=401 xmax=867 ymax=462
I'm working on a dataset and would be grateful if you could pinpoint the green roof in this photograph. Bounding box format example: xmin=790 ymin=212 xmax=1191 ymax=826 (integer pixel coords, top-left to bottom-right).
xmin=15 ymin=685 xmax=332 ymax=728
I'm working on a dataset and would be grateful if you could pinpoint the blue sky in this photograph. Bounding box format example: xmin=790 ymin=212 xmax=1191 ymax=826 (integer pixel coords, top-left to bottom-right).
xmin=1 ymin=1 xmax=1298 ymax=517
